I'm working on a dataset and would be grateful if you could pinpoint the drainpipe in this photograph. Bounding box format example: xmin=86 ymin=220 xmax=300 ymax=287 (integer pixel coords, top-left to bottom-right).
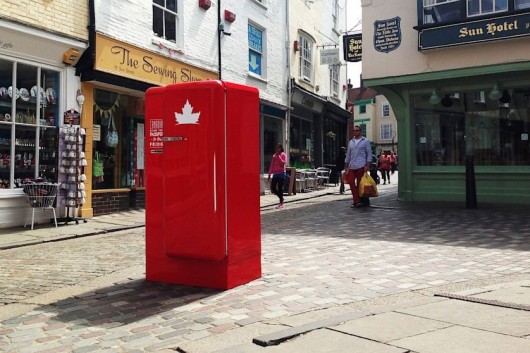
xmin=218 ymin=0 xmax=222 ymax=80
xmin=285 ymin=0 xmax=291 ymax=160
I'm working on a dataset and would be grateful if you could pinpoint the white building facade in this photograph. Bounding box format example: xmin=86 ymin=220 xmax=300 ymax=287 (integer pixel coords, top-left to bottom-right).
xmin=287 ymin=0 xmax=351 ymax=169
xmin=76 ymin=0 xmax=288 ymax=216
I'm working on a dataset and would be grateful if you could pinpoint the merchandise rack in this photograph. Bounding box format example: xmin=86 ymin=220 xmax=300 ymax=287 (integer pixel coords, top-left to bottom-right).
xmin=56 ymin=125 xmax=88 ymax=225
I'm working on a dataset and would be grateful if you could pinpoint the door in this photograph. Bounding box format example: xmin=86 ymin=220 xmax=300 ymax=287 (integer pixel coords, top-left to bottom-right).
xmin=161 ymin=81 xmax=227 ymax=261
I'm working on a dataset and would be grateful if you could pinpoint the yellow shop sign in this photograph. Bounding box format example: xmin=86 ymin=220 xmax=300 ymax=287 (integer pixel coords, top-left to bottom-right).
xmin=95 ymin=34 xmax=217 ymax=86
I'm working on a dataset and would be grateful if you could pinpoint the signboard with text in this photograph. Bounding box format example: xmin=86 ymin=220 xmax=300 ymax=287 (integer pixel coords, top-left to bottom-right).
xmin=343 ymin=34 xmax=362 ymax=62
xmin=320 ymin=48 xmax=340 ymax=65
xmin=95 ymin=34 xmax=217 ymax=86
xmin=419 ymin=12 xmax=530 ymax=50
xmin=374 ymin=17 xmax=402 ymax=53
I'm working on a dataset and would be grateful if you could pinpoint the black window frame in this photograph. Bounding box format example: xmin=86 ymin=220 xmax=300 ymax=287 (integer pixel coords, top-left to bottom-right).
xmin=418 ymin=0 xmax=530 ymax=27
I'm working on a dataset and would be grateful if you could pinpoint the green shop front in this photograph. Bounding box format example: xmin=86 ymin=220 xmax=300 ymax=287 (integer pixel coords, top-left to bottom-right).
xmin=365 ymin=4 xmax=530 ymax=205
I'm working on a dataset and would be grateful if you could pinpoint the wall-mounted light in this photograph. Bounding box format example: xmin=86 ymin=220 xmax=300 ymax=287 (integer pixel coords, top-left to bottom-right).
xmin=441 ymin=94 xmax=453 ymax=107
xmin=199 ymin=0 xmax=211 ymax=10
xmin=224 ymin=10 xmax=236 ymax=22
xmin=488 ymin=82 xmax=502 ymax=100
xmin=429 ymin=89 xmax=441 ymax=105
xmin=499 ymin=90 xmax=512 ymax=104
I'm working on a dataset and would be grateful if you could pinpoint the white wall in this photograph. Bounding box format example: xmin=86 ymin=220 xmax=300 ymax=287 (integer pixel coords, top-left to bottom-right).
xmin=361 ymin=0 xmax=530 ymax=80
xmin=94 ymin=0 xmax=288 ymax=108
xmin=290 ymin=0 xmax=348 ymax=107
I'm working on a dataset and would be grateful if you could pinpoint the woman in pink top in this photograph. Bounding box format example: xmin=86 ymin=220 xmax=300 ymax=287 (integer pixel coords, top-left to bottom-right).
xmin=268 ymin=144 xmax=287 ymax=208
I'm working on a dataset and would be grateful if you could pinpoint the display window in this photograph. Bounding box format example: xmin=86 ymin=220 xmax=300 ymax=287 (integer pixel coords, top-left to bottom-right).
xmin=413 ymin=88 xmax=530 ymax=166
xmin=92 ymin=88 xmax=145 ymax=190
xmin=0 ymin=58 xmax=60 ymax=188
xmin=289 ymin=116 xmax=313 ymax=169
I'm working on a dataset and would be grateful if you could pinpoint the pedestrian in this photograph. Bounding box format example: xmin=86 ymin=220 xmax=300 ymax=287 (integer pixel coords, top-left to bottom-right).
xmin=390 ymin=151 xmax=397 ymax=174
xmin=379 ymin=151 xmax=391 ymax=184
xmin=335 ymin=147 xmax=346 ymax=194
xmin=268 ymin=143 xmax=287 ymax=209
xmin=344 ymin=125 xmax=372 ymax=208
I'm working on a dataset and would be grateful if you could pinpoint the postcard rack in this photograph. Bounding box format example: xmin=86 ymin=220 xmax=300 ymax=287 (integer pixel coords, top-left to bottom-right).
xmin=57 ymin=125 xmax=88 ymax=225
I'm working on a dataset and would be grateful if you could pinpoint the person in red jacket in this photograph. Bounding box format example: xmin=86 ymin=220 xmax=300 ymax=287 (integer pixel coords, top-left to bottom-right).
xmin=379 ymin=151 xmax=391 ymax=185
xmin=268 ymin=144 xmax=287 ymax=209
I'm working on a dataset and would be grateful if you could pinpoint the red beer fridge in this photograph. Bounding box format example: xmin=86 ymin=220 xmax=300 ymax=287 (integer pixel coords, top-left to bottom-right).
xmin=144 ymin=80 xmax=261 ymax=289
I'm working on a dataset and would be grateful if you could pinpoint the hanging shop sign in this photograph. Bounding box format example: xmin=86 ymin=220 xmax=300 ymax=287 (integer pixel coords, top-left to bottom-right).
xmin=419 ymin=12 xmax=530 ymax=50
xmin=95 ymin=34 xmax=217 ymax=86
xmin=374 ymin=17 xmax=402 ymax=53
xmin=343 ymin=34 xmax=362 ymax=62
xmin=320 ymin=48 xmax=340 ymax=65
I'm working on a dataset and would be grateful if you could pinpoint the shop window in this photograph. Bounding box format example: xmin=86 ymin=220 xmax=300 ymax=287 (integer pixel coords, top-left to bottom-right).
xmin=299 ymin=34 xmax=314 ymax=83
xmin=92 ymin=89 xmax=145 ymax=190
xmin=262 ymin=116 xmax=283 ymax=173
xmin=289 ymin=117 xmax=313 ymax=168
xmin=248 ymin=23 xmax=265 ymax=78
xmin=153 ymin=0 xmax=178 ymax=42
xmin=413 ymin=89 xmax=530 ymax=166
xmin=0 ymin=59 xmax=59 ymax=189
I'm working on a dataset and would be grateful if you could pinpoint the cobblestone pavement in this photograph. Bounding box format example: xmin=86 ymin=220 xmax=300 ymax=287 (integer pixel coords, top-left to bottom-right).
xmin=0 ymin=190 xmax=529 ymax=352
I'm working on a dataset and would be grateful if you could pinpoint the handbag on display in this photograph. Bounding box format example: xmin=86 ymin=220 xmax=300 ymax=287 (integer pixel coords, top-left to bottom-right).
xmin=93 ymin=152 xmax=104 ymax=177
xmin=105 ymin=115 xmax=119 ymax=148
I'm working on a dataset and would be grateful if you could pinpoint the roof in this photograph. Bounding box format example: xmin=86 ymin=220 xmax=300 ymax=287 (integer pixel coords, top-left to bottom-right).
xmin=347 ymin=87 xmax=378 ymax=103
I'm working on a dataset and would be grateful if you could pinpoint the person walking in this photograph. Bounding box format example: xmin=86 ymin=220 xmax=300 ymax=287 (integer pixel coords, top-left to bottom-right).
xmin=390 ymin=151 xmax=397 ymax=174
xmin=335 ymin=147 xmax=346 ymax=194
xmin=379 ymin=151 xmax=391 ymax=184
xmin=268 ymin=143 xmax=287 ymax=209
xmin=344 ymin=125 xmax=372 ymax=208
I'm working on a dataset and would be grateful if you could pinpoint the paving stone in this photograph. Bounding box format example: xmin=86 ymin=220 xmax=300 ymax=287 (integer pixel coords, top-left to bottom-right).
xmin=396 ymin=299 xmax=530 ymax=337
xmin=332 ymin=312 xmax=451 ymax=343
xmin=390 ymin=326 xmax=530 ymax=353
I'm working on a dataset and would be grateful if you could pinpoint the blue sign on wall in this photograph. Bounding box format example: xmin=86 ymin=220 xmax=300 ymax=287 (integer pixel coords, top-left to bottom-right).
xmin=248 ymin=24 xmax=262 ymax=75
xmin=248 ymin=52 xmax=262 ymax=75
xmin=419 ymin=12 xmax=530 ymax=50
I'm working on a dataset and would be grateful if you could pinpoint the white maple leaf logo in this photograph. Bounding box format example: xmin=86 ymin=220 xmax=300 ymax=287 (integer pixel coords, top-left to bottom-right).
xmin=175 ymin=100 xmax=200 ymax=124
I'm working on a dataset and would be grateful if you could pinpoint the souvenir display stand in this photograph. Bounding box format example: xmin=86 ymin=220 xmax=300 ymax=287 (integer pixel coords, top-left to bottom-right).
xmin=57 ymin=125 xmax=87 ymax=225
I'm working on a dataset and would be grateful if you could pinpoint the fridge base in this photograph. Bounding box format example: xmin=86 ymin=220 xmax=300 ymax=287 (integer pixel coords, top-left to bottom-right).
xmin=145 ymin=254 xmax=261 ymax=290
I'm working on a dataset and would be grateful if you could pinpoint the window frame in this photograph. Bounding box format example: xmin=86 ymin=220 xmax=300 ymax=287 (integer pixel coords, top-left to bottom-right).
xmin=152 ymin=0 xmax=179 ymax=44
xmin=380 ymin=124 xmax=392 ymax=141
xmin=382 ymin=103 xmax=390 ymax=118
xmin=248 ymin=22 xmax=265 ymax=78
xmin=330 ymin=65 xmax=339 ymax=98
xmin=420 ymin=0 xmax=530 ymax=25
xmin=332 ymin=0 xmax=339 ymax=30
xmin=359 ymin=105 xmax=367 ymax=114
xmin=299 ymin=34 xmax=314 ymax=83
xmin=467 ymin=0 xmax=508 ymax=17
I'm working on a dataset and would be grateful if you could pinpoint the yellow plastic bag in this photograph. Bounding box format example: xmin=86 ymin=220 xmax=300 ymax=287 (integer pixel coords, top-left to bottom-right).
xmin=359 ymin=172 xmax=378 ymax=198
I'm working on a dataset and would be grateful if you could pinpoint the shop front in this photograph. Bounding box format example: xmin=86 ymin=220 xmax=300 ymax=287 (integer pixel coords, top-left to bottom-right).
xmin=77 ymin=34 xmax=217 ymax=217
xmin=0 ymin=20 xmax=86 ymax=228
xmin=290 ymin=84 xmax=349 ymax=169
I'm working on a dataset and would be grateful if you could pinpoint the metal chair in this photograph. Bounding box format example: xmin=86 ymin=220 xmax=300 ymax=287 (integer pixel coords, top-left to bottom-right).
xmin=316 ymin=167 xmax=331 ymax=187
xmin=22 ymin=183 xmax=58 ymax=230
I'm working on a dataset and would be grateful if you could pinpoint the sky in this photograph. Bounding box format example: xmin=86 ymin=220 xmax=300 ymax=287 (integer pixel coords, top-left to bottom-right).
xmin=346 ymin=0 xmax=362 ymax=88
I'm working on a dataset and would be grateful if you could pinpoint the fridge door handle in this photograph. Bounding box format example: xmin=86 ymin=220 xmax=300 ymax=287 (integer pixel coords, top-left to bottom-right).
xmin=161 ymin=136 xmax=187 ymax=142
